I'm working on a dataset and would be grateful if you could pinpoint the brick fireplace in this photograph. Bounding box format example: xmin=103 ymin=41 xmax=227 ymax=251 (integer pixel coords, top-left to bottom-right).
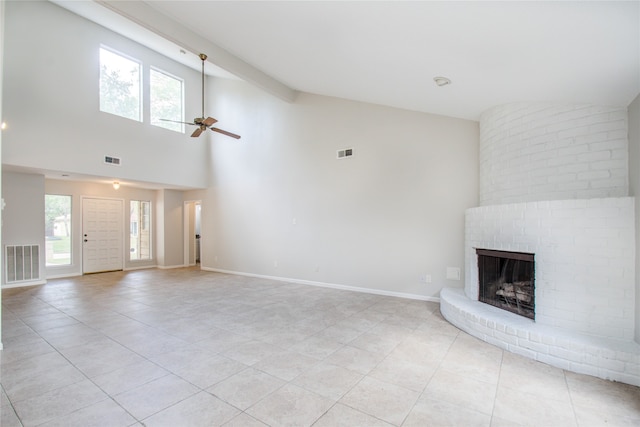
xmin=440 ymin=103 xmax=640 ymax=387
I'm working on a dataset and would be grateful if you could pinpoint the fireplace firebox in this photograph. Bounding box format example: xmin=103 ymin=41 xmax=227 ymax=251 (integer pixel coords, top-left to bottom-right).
xmin=476 ymin=249 xmax=535 ymax=320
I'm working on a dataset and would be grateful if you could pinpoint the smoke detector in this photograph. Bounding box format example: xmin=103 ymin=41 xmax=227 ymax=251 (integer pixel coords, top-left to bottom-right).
xmin=433 ymin=76 xmax=452 ymax=87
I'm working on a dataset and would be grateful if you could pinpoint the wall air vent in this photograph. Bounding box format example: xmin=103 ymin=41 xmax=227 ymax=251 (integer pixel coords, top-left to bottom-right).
xmin=5 ymin=244 xmax=40 ymax=283
xmin=104 ymin=156 xmax=121 ymax=166
xmin=337 ymin=148 xmax=353 ymax=159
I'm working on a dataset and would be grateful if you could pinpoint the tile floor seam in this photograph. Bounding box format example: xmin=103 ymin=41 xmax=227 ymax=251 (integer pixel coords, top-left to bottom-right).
xmin=28 ymin=320 xmax=178 ymax=426
xmin=137 ymin=388 xmax=204 ymax=425
xmin=3 ymin=267 xmax=639 ymax=426
xmin=2 ymin=326 xmax=99 ymax=409
xmin=9 ymin=296 xmax=218 ymax=425
xmin=336 ymin=400 xmax=401 ymax=427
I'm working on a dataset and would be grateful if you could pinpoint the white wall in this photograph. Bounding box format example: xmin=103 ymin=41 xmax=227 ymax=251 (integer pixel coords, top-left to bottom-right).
xmin=187 ymin=78 xmax=479 ymax=299
xmin=629 ymin=93 xmax=640 ymax=343
xmin=156 ymin=189 xmax=184 ymax=268
xmin=2 ymin=0 xmax=210 ymax=189
xmin=3 ymin=0 xmax=480 ymax=301
xmin=0 ymin=0 xmax=5 ymax=348
xmin=1 ymin=172 xmax=46 ymax=286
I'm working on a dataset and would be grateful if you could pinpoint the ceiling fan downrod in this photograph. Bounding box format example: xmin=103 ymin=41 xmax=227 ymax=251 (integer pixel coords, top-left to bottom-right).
xmin=198 ymin=53 xmax=207 ymax=123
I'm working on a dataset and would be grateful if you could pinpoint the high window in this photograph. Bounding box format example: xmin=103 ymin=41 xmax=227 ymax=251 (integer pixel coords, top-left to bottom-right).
xmin=99 ymin=47 xmax=142 ymax=121
xmin=130 ymin=200 xmax=151 ymax=260
xmin=151 ymin=68 xmax=184 ymax=132
xmin=45 ymin=195 xmax=72 ymax=266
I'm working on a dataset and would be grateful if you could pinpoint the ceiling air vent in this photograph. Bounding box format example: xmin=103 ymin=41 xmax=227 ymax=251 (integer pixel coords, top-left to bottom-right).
xmin=104 ymin=156 xmax=121 ymax=166
xmin=337 ymin=148 xmax=353 ymax=159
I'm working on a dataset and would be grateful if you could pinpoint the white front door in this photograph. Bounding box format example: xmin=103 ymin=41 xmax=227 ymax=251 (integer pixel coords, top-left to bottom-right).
xmin=82 ymin=198 xmax=123 ymax=274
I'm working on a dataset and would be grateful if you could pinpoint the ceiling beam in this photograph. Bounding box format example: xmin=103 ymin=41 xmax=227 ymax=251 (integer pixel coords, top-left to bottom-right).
xmin=95 ymin=0 xmax=298 ymax=103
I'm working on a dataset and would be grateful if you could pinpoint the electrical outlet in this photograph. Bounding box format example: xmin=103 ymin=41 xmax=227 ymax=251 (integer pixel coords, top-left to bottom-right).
xmin=420 ymin=274 xmax=432 ymax=283
xmin=274 ymin=260 xmax=278 ymax=268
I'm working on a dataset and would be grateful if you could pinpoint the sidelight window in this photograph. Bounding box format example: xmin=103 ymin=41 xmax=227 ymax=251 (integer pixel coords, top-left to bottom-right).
xmin=130 ymin=200 xmax=151 ymax=260
xmin=45 ymin=194 xmax=72 ymax=266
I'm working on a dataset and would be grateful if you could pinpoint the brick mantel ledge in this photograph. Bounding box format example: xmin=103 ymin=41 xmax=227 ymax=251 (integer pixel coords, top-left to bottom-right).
xmin=440 ymin=287 xmax=640 ymax=387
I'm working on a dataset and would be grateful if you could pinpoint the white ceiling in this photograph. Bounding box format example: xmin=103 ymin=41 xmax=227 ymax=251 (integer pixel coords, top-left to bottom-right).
xmin=55 ymin=0 xmax=640 ymax=121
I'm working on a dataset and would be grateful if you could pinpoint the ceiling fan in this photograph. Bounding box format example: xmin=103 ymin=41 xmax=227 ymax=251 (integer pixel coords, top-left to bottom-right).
xmin=161 ymin=53 xmax=241 ymax=139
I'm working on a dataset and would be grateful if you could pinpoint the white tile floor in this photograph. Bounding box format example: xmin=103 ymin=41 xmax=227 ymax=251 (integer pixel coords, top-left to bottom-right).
xmin=1 ymin=267 xmax=639 ymax=426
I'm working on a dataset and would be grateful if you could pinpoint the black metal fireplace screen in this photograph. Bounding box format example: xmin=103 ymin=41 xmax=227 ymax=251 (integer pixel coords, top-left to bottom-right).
xmin=477 ymin=249 xmax=535 ymax=320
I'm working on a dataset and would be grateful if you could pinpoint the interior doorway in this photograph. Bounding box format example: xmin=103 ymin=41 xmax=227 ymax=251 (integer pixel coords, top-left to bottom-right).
xmin=195 ymin=203 xmax=201 ymax=264
xmin=82 ymin=197 xmax=124 ymax=274
xmin=184 ymin=200 xmax=202 ymax=266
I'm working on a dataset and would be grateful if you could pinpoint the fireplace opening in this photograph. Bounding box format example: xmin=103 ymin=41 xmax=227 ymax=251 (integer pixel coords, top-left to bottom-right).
xmin=476 ymin=249 xmax=535 ymax=320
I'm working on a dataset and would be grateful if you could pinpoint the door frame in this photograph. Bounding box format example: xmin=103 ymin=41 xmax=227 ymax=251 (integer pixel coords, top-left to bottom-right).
xmin=81 ymin=196 xmax=125 ymax=274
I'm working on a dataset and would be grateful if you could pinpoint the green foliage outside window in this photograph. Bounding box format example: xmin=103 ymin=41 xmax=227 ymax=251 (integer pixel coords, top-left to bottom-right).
xmin=45 ymin=194 xmax=71 ymax=266
xmin=151 ymin=68 xmax=184 ymax=132
xmin=99 ymin=47 xmax=142 ymax=121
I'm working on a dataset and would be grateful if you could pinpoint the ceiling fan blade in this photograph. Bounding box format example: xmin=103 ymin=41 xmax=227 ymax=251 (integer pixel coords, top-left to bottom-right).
xmin=191 ymin=127 xmax=204 ymax=137
xmin=210 ymin=127 xmax=241 ymax=140
xmin=202 ymin=117 xmax=218 ymax=126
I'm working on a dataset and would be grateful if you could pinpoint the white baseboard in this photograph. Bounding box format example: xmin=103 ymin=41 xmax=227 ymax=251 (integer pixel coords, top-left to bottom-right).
xmin=124 ymin=264 xmax=158 ymax=271
xmin=2 ymin=279 xmax=47 ymax=289
xmin=45 ymin=272 xmax=82 ymax=280
xmin=201 ymin=267 xmax=440 ymax=303
xmin=157 ymin=264 xmax=189 ymax=270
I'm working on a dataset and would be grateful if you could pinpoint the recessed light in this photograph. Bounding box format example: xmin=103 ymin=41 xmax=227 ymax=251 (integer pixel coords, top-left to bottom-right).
xmin=433 ymin=76 xmax=452 ymax=87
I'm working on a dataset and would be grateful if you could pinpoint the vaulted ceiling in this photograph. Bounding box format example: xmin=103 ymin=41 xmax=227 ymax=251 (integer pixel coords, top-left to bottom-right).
xmin=52 ymin=1 xmax=640 ymax=121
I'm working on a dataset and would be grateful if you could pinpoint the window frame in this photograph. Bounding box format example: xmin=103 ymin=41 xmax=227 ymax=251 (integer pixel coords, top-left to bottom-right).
xmin=45 ymin=194 xmax=73 ymax=267
xmin=129 ymin=200 xmax=152 ymax=261
xmin=150 ymin=66 xmax=185 ymax=133
xmin=99 ymin=45 xmax=143 ymax=122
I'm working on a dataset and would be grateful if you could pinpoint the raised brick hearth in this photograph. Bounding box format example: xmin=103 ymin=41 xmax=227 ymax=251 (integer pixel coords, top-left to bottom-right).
xmin=440 ymin=103 xmax=640 ymax=387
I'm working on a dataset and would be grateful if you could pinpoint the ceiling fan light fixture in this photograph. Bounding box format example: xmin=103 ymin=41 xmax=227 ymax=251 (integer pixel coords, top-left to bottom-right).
xmin=433 ymin=76 xmax=452 ymax=87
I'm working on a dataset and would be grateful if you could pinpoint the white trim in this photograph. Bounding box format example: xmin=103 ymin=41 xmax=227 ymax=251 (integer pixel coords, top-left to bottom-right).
xmin=46 ymin=272 xmax=82 ymax=280
xmin=157 ymin=264 xmax=188 ymax=270
xmin=183 ymin=200 xmax=201 ymax=267
xmin=201 ymin=267 xmax=440 ymax=303
xmin=124 ymin=264 xmax=157 ymax=271
xmin=46 ymin=265 xmax=154 ymax=278
xmin=2 ymin=279 xmax=47 ymax=289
